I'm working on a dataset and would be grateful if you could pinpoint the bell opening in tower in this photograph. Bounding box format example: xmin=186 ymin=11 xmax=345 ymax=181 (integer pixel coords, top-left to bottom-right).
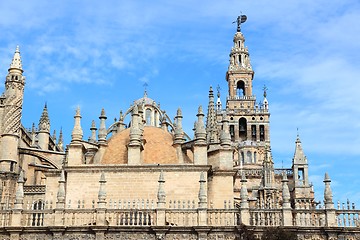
xmin=230 ymin=124 xmax=235 ymax=141
xmin=298 ymin=168 xmax=305 ymax=186
xmin=236 ymin=81 xmax=245 ymax=97
xmin=260 ymin=125 xmax=265 ymax=141
xmin=239 ymin=117 xmax=247 ymax=141
xmin=251 ymin=125 xmax=257 ymax=141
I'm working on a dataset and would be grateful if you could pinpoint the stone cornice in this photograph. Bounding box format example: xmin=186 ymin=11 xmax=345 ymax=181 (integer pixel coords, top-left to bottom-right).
xmin=65 ymin=164 xmax=211 ymax=173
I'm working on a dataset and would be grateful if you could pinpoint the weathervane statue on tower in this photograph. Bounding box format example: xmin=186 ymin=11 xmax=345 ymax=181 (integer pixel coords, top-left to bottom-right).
xmin=233 ymin=14 xmax=247 ymax=32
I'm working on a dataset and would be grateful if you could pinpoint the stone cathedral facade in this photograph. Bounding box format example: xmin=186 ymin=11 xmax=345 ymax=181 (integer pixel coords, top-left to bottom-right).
xmin=0 ymin=18 xmax=359 ymax=240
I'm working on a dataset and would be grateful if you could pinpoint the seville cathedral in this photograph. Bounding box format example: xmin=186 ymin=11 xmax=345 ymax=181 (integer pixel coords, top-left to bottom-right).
xmin=0 ymin=16 xmax=359 ymax=240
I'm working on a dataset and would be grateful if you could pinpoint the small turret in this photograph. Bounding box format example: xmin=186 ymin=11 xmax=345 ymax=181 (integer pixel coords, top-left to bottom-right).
xmin=292 ymin=134 xmax=309 ymax=187
xmin=128 ymin=105 xmax=142 ymax=165
xmin=195 ymin=106 xmax=206 ymax=142
xmin=291 ymin=134 xmax=314 ymax=209
xmin=324 ymin=172 xmax=334 ymax=209
xmin=89 ymin=120 xmax=97 ymax=143
xmin=71 ymin=107 xmax=83 ymax=141
xmin=173 ymin=108 xmax=185 ymax=163
xmin=0 ymin=46 xmax=26 ymax=172
xmin=98 ymin=109 xmax=107 ymax=143
xmin=174 ymin=108 xmax=184 ymax=144
xmin=220 ymin=113 xmax=231 ymax=148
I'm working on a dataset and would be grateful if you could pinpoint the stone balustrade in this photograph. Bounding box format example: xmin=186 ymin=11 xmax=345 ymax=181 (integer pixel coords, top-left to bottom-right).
xmin=293 ymin=209 xmax=326 ymax=227
xmin=336 ymin=210 xmax=360 ymax=227
xmin=249 ymin=209 xmax=282 ymax=226
xmin=1 ymin=200 xmax=360 ymax=229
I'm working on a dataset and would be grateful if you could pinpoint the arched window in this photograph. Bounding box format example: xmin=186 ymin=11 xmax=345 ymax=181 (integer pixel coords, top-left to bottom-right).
xmin=154 ymin=110 xmax=159 ymax=127
xmin=253 ymin=152 xmax=257 ymax=163
xmin=146 ymin=109 xmax=151 ymax=126
xmin=236 ymin=81 xmax=245 ymax=97
xmin=241 ymin=152 xmax=244 ymax=165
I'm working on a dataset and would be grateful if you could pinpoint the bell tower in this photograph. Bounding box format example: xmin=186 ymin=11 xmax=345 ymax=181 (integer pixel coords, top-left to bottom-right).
xmin=223 ymin=16 xmax=271 ymax=167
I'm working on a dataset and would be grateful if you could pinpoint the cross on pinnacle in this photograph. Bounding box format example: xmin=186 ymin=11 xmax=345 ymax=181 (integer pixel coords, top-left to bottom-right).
xmin=143 ymin=82 xmax=149 ymax=97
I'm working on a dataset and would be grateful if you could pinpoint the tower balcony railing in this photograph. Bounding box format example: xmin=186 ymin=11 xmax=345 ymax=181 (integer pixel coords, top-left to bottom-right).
xmin=227 ymin=95 xmax=256 ymax=101
xmin=217 ymin=108 xmax=269 ymax=115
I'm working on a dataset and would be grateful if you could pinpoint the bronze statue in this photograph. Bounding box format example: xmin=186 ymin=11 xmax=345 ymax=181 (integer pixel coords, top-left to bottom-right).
xmin=233 ymin=15 xmax=247 ymax=32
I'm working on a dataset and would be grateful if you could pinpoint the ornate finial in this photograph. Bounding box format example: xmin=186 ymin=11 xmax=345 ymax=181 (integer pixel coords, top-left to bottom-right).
xmin=143 ymin=82 xmax=148 ymax=97
xmin=217 ymin=85 xmax=221 ymax=98
xmin=263 ymin=85 xmax=268 ymax=98
xmin=75 ymin=106 xmax=81 ymax=117
xmin=198 ymin=172 xmax=207 ymax=207
xmin=100 ymin=108 xmax=106 ymax=118
xmin=71 ymin=107 xmax=83 ymax=141
xmin=53 ymin=130 xmax=57 ymax=142
xmin=233 ymin=14 xmax=247 ymax=32
xmin=57 ymin=170 xmax=66 ymax=207
xmin=157 ymin=171 xmax=166 ymax=208
xmin=98 ymin=109 xmax=107 ymax=142
xmin=14 ymin=171 xmax=25 ymax=209
xmin=119 ymin=110 xmax=124 ymax=121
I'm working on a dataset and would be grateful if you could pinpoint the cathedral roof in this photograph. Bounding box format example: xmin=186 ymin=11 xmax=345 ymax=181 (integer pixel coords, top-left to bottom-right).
xmin=102 ymin=126 xmax=183 ymax=164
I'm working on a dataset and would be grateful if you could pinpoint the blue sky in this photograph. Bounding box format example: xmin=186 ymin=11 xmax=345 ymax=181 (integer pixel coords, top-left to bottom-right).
xmin=1 ymin=1 xmax=360 ymax=206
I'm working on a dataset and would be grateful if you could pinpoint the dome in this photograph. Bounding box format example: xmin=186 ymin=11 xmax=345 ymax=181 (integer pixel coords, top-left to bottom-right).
xmin=133 ymin=91 xmax=158 ymax=107
xmin=101 ymin=126 xmax=179 ymax=164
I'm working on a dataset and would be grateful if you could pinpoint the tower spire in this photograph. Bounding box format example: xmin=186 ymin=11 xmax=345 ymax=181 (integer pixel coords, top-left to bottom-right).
xmin=57 ymin=128 xmax=64 ymax=151
xmin=206 ymin=86 xmax=217 ymax=143
xmin=38 ymin=103 xmax=50 ymax=133
xmin=9 ymin=46 xmax=23 ymax=72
